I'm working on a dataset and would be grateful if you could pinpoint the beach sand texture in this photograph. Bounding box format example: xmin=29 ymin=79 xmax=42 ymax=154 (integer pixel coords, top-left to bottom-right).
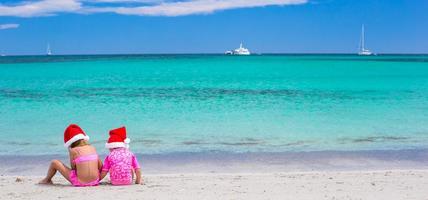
xmin=1 ymin=170 xmax=428 ymax=200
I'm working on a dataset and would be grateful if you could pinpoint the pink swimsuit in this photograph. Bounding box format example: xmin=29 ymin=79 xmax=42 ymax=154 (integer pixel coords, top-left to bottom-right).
xmin=102 ymin=148 xmax=140 ymax=185
xmin=69 ymin=150 xmax=99 ymax=187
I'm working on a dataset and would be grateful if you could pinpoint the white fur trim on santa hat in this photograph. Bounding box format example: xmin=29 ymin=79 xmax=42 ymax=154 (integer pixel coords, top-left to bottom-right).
xmin=106 ymin=138 xmax=131 ymax=149
xmin=105 ymin=142 xmax=126 ymax=149
xmin=64 ymin=134 xmax=90 ymax=148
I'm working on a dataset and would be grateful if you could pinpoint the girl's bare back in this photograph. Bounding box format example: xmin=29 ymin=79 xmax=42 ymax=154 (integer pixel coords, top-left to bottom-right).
xmin=70 ymin=145 xmax=100 ymax=183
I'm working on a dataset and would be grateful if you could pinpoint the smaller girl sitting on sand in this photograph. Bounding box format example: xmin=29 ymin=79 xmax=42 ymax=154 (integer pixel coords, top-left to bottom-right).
xmin=100 ymin=126 xmax=142 ymax=185
xmin=39 ymin=124 xmax=102 ymax=186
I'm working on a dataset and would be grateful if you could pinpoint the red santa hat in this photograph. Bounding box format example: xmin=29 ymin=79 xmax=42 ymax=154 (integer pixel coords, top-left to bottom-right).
xmin=105 ymin=126 xmax=131 ymax=149
xmin=64 ymin=124 xmax=90 ymax=148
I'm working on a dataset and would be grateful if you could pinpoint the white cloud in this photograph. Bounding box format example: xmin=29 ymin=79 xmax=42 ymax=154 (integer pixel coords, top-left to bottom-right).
xmin=84 ymin=0 xmax=163 ymax=2
xmin=0 ymin=0 xmax=81 ymax=17
xmin=0 ymin=23 xmax=20 ymax=30
xmin=0 ymin=0 xmax=307 ymax=17
xmin=89 ymin=0 xmax=308 ymax=16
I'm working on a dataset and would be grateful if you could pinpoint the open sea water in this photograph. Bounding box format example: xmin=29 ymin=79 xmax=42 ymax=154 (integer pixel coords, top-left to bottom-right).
xmin=1 ymin=54 xmax=427 ymax=156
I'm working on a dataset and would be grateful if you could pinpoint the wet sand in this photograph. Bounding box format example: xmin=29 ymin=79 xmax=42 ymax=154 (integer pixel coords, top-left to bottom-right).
xmin=2 ymin=149 xmax=428 ymax=175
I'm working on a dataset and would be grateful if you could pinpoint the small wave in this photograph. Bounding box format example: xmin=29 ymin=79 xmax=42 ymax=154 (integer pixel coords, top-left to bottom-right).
xmin=0 ymin=140 xmax=60 ymax=147
xmin=282 ymin=140 xmax=315 ymax=147
xmin=0 ymin=89 xmax=45 ymax=99
xmin=339 ymin=136 xmax=409 ymax=144
xmin=182 ymin=140 xmax=208 ymax=145
xmin=218 ymin=138 xmax=265 ymax=146
xmin=132 ymin=139 xmax=162 ymax=146
xmin=7 ymin=141 xmax=32 ymax=146
xmin=1 ymin=87 xmax=397 ymax=102
xmin=219 ymin=141 xmax=261 ymax=146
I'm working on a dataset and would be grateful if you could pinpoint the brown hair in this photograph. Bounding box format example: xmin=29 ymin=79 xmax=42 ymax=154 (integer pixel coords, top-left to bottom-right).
xmin=70 ymin=139 xmax=89 ymax=148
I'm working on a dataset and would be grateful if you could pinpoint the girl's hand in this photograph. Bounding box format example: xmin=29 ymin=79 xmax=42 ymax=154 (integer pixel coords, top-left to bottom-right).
xmin=135 ymin=169 xmax=142 ymax=185
xmin=136 ymin=179 xmax=144 ymax=185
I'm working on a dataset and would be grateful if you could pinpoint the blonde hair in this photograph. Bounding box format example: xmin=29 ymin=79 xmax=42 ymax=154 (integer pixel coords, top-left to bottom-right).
xmin=70 ymin=139 xmax=89 ymax=148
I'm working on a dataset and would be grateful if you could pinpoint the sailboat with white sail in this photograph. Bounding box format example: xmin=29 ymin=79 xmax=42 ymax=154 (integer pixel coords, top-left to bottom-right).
xmin=358 ymin=25 xmax=373 ymax=56
xmin=46 ymin=44 xmax=52 ymax=56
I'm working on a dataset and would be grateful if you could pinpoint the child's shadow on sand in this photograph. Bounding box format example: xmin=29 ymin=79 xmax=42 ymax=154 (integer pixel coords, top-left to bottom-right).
xmin=37 ymin=181 xmax=112 ymax=187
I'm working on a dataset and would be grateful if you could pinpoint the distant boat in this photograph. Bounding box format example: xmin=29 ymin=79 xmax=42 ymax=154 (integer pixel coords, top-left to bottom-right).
xmin=358 ymin=25 xmax=373 ymax=56
xmin=46 ymin=44 xmax=52 ymax=56
xmin=225 ymin=43 xmax=251 ymax=55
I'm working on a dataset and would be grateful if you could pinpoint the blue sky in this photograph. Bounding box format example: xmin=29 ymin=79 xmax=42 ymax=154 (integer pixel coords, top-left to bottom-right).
xmin=0 ymin=0 xmax=427 ymax=55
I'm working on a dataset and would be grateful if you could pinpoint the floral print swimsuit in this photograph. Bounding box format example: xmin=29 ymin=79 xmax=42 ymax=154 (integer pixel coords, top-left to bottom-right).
xmin=102 ymin=148 xmax=140 ymax=185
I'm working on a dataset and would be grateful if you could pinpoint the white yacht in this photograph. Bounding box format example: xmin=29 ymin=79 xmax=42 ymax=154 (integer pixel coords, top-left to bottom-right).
xmin=47 ymin=43 xmax=52 ymax=56
xmin=233 ymin=43 xmax=251 ymax=55
xmin=358 ymin=25 xmax=373 ymax=56
xmin=225 ymin=43 xmax=251 ymax=55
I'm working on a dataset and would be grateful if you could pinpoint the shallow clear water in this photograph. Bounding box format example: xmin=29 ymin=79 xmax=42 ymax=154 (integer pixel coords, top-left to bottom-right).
xmin=0 ymin=54 xmax=427 ymax=155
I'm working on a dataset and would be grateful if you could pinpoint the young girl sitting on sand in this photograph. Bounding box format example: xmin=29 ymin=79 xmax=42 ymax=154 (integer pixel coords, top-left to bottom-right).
xmin=100 ymin=126 xmax=142 ymax=185
xmin=39 ymin=124 xmax=102 ymax=186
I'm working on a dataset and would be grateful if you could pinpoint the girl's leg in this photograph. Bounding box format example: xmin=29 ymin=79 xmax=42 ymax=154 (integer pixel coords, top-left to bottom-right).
xmin=39 ymin=159 xmax=71 ymax=184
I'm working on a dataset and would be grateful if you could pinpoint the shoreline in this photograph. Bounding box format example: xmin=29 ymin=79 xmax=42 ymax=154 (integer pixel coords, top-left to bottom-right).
xmin=2 ymin=148 xmax=428 ymax=175
xmin=2 ymin=170 xmax=428 ymax=200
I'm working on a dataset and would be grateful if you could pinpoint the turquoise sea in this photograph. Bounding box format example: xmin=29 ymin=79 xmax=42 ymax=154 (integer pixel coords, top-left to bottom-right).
xmin=1 ymin=55 xmax=428 ymax=156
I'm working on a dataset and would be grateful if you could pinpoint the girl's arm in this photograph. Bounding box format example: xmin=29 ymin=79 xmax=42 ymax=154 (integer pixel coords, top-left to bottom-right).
xmin=135 ymin=168 xmax=142 ymax=184
xmin=99 ymin=157 xmax=109 ymax=181
xmin=99 ymin=171 xmax=108 ymax=181
xmin=68 ymin=149 xmax=76 ymax=170
xmin=131 ymin=154 xmax=142 ymax=184
xmin=98 ymin=158 xmax=103 ymax=172
xmin=98 ymin=159 xmax=108 ymax=180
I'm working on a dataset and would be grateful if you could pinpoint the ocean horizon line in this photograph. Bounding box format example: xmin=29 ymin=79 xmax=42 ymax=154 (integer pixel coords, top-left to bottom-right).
xmin=2 ymin=53 xmax=428 ymax=57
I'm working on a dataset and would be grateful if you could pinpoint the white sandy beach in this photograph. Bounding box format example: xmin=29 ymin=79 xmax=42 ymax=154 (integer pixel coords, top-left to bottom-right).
xmin=1 ymin=170 xmax=428 ymax=200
